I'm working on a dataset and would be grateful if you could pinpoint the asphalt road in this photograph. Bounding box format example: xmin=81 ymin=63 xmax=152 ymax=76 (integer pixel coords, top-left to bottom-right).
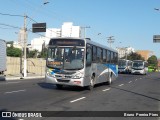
xmin=0 ymin=72 xmax=160 ymax=120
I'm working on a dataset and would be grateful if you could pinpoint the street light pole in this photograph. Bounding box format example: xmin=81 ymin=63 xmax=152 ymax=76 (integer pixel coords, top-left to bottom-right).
xmin=23 ymin=14 xmax=27 ymax=77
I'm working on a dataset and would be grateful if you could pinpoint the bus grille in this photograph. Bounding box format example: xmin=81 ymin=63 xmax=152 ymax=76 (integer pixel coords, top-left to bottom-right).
xmin=57 ymin=79 xmax=70 ymax=83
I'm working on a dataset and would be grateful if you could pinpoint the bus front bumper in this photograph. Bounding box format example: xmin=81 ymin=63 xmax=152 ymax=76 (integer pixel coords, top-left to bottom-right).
xmin=131 ymin=69 xmax=144 ymax=74
xmin=45 ymin=74 xmax=84 ymax=87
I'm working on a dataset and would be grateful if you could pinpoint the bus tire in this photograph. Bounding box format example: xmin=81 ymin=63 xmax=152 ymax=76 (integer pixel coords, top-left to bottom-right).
xmin=87 ymin=76 xmax=95 ymax=91
xmin=56 ymin=84 xmax=63 ymax=89
xmin=107 ymin=73 xmax=112 ymax=85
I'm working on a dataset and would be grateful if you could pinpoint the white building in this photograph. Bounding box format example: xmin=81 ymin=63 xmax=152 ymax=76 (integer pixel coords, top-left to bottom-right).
xmin=61 ymin=22 xmax=81 ymax=38
xmin=117 ymin=47 xmax=135 ymax=58
xmin=31 ymin=37 xmax=45 ymax=52
xmin=45 ymin=28 xmax=61 ymax=45
xmin=7 ymin=41 xmax=22 ymax=49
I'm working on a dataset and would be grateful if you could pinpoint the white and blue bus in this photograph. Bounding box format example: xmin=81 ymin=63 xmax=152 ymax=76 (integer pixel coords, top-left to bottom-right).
xmin=118 ymin=59 xmax=132 ymax=74
xmin=45 ymin=37 xmax=118 ymax=90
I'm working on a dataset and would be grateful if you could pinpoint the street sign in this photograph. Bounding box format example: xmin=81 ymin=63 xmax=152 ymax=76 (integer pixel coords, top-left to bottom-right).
xmin=153 ymin=35 xmax=160 ymax=43
xmin=32 ymin=23 xmax=46 ymax=33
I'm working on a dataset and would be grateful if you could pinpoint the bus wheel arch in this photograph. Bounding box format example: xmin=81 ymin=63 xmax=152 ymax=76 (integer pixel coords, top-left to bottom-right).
xmin=87 ymin=73 xmax=95 ymax=91
xmin=107 ymin=72 xmax=112 ymax=85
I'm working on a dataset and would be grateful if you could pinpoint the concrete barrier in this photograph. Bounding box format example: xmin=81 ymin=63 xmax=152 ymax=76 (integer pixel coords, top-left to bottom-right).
xmin=5 ymin=57 xmax=46 ymax=76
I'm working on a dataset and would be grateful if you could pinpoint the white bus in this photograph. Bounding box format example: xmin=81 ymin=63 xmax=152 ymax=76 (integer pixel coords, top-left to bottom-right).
xmin=131 ymin=60 xmax=148 ymax=75
xmin=118 ymin=59 xmax=132 ymax=74
xmin=45 ymin=38 xmax=118 ymax=90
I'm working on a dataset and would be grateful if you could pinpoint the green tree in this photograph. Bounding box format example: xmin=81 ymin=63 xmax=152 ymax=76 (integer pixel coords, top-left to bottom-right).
xmin=7 ymin=46 xmax=22 ymax=57
xmin=38 ymin=48 xmax=47 ymax=58
xmin=147 ymin=55 xmax=158 ymax=67
xmin=27 ymin=49 xmax=38 ymax=58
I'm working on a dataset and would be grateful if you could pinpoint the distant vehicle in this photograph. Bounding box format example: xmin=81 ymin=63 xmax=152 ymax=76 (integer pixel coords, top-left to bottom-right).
xmin=0 ymin=39 xmax=6 ymax=75
xmin=131 ymin=60 xmax=148 ymax=75
xmin=118 ymin=59 xmax=132 ymax=73
xmin=45 ymin=37 xmax=118 ymax=90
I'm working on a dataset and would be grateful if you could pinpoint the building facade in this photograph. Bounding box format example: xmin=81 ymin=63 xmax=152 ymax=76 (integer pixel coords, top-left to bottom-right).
xmin=116 ymin=47 xmax=135 ymax=59
xmin=61 ymin=22 xmax=81 ymax=38
xmin=31 ymin=37 xmax=45 ymax=52
xmin=136 ymin=50 xmax=154 ymax=61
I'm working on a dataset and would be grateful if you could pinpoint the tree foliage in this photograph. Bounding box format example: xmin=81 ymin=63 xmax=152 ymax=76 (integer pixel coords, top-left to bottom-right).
xmin=147 ymin=55 xmax=158 ymax=67
xmin=7 ymin=45 xmax=22 ymax=57
xmin=27 ymin=49 xmax=38 ymax=58
xmin=122 ymin=52 xmax=144 ymax=61
xmin=7 ymin=44 xmax=47 ymax=58
xmin=38 ymin=48 xmax=47 ymax=58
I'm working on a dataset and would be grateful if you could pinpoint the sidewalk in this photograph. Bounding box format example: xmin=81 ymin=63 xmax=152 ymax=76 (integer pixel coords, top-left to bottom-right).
xmin=0 ymin=73 xmax=45 ymax=81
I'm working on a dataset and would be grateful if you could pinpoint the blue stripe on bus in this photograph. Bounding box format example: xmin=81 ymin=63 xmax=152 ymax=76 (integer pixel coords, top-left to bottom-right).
xmin=104 ymin=64 xmax=118 ymax=76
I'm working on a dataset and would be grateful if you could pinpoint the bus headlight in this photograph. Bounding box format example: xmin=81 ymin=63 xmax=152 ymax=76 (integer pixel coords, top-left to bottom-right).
xmin=72 ymin=73 xmax=83 ymax=79
xmin=46 ymin=68 xmax=55 ymax=77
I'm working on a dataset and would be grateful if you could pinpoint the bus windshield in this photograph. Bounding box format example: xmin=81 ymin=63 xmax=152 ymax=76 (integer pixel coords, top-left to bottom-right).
xmin=132 ymin=62 xmax=144 ymax=68
xmin=47 ymin=47 xmax=84 ymax=70
xmin=118 ymin=60 xmax=126 ymax=68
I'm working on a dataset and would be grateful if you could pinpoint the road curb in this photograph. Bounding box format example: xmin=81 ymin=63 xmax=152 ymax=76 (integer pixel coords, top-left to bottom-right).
xmin=5 ymin=76 xmax=45 ymax=81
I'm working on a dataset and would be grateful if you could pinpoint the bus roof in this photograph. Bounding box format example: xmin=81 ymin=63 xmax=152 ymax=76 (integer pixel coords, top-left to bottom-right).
xmin=49 ymin=37 xmax=118 ymax=53
xmin=132 ymin=60 xmax=147 ymax=63
xmin=85 ymin=38 xmax=117 ymax=53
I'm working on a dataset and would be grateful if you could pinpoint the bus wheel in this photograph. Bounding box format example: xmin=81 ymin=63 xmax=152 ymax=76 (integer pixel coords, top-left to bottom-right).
xmin=88 ymin=76 xmax=95 ymax=91
xmin=56 ymin=84 xmax=63 ymax=89
xmin=107 ymin=73 xmax=112 ymax=85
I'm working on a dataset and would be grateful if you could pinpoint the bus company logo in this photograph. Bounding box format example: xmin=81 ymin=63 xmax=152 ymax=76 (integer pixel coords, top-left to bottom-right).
xmin=2 ymin=112 xmax=11 ymax=117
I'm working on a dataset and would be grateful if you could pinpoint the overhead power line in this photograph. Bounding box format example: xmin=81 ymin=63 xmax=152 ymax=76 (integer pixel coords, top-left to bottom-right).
xmin=0 ymin=23 xmax=21 ymax=29
xmin=0 ymin=12 xmax=24 ymax=17
xmin=0 ymin=12 xmax=38 ymax=23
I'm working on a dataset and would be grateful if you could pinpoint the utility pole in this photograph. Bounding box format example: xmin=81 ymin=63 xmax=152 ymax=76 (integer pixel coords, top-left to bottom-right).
xmin=23 ymin=14 xmax=27 ymax=77
xmin=107 ymin=36 xmax=115 ymax=48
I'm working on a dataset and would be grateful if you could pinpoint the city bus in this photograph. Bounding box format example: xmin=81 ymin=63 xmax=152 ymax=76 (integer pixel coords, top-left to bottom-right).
xmin=45 ymin=37 xmax=118 ymax=90
xmin=118 ymin=59 xmax=132 ymax=74
xmin=131 ymin=60 xmax=148 ymax=75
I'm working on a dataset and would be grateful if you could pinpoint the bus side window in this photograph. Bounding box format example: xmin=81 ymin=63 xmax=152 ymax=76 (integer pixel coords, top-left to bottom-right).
xmin=107 ymin=50 xmax=111 ymax=63
xmin=86 ymin=48 xmax=92 ymax=66
xmin=113 ymin=53 xmax=118 ymax=64
xmin=103 ymin=49 xmax=107 ymax=63
xmin=110 ymin=52 xmax=114 ymax=63
xmin=92 ymin=46 xmax=97 ymax=62
xmin=97 ymin=47 xmax=102 ymax=63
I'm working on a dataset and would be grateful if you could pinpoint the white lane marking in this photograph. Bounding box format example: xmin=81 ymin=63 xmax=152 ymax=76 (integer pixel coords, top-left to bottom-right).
xmin=128 ymin=81 xmax=132 ymax=83
xmin=6 ymin=82 xmax=21 ymax=84
xmin=5 ymin=89 xmax=26 ymax=94
xmin=102 ymin=88 xmax=111 ymax=92
xmin=70 ymin=97 xmax=86 ymax=103
xmin=135 ymin=79 xmax=138 ymax=81
xmin=140 ymin=78 xmax=142 ymax=79
xmin=118 ymin=84 xmax=124 ymax=87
